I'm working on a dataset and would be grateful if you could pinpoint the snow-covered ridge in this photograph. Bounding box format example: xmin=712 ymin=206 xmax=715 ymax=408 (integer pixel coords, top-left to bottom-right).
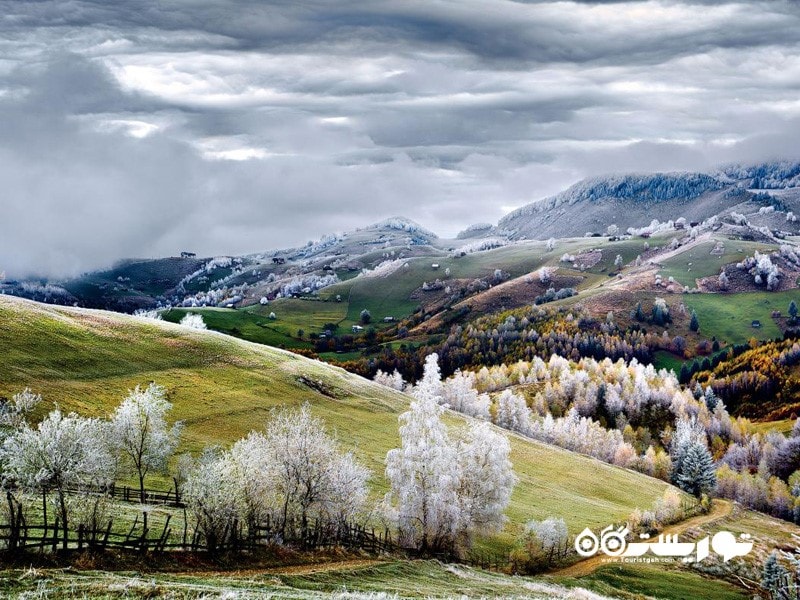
xmin=720 ymin=161 xmax=800 ymax=189
xmin=500 ymin=172 xmax=724 ymax=223
xmin=368 ymin=216 xmax=437 ymax=238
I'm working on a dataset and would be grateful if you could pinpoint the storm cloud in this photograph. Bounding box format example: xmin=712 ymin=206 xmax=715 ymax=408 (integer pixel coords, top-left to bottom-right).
xmin=1 ymin=0 xmax=800 ymax=277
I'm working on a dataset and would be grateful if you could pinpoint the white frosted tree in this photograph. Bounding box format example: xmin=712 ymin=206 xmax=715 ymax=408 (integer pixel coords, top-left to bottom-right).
xmin=180 ymin=313 xmax=207 ymax=329
xmin=442 ymin=370 xmax=490 ymax=420
xmin=412 ymin=353 xmax=444 ymax=405
xmin=495 ymin=389 xmax=532 ymax=435
xmin=110 ymin=383 xmax=183 ymax=502
xmin=262 ymin=404 xmax=369 ymax=535
xmin=718 ymin=270 xmax=730 ymax=290
xmin=2 ymin=409 xmax=113 ymax=548
xmin=453 ymin=422 xmax=517 ymax=546
xmin=386 ymin=383 xmax=458 ymax=552
xmin=0 ymin=388 xmax=42 ymax=429
xmin=374 ymin=369 xmax=406 ymax=391
xmin=185 ymin=449 xmax=242 ymax=552
xmin=524 ymin=517 xmax=568 ymax=561
xmin=674 ymin=442 xmax=716 ymax=497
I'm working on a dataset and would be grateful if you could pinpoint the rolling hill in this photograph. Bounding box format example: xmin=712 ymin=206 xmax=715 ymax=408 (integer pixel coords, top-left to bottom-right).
xmin=0 ymin=295 xmax=675 ymax=546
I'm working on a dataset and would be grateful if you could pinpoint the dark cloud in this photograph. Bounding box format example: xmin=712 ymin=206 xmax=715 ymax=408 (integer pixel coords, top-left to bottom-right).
xmin=1 ymin=1 xmax=800 ymax=277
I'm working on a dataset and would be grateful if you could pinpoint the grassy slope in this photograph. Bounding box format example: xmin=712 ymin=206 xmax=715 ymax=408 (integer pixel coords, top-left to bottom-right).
xmin=685 ymin=290 xmax=799 ymax=345
xmin=659 ymin=239 xmax=774 ymax=287
xmin=0 ymin=296 xmax=673 ymax=548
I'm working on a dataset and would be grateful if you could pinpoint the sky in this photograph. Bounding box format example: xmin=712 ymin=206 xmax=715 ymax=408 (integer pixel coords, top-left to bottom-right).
xmin=1 ymin=0 xmax=800 ymax=278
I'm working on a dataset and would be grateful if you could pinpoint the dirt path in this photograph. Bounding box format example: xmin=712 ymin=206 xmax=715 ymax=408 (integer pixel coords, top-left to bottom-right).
xmin=550 ymin=499 xmax=733 ymax=579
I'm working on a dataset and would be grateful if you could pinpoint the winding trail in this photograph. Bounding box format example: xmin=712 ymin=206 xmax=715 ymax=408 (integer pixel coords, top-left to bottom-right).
xmin=550 ymin=499 xmax=733 ymax=579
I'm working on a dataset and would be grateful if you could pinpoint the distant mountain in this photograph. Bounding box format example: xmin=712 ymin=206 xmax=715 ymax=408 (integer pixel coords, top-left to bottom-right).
xmin=496 ymin=162 xmax=800 ymax=240
xmin=0 ymin=216 xmax=444 ymax=312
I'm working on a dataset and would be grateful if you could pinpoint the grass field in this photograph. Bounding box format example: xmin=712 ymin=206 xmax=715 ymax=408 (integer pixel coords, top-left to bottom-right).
xmin=684 ymin=290 xmax=800 ymax=345
xmin=162 ymin=306 xmax=311 ymax=349
xmin=659 ymin=238 xmax=774 ymax=287
xmin=0 ymin=558 xmax=753 ymax=599
xmin=0 ymin=295 xmax=676 ymax=552
xmin=558 ymin=564 xmax=748 ymax=600
xmin=0 ymin=561 xmax=603 ymax=599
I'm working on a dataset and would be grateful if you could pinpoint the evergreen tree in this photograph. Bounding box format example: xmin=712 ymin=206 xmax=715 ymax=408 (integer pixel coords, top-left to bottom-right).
xmin=632 ymin=302 xmax=645 ymax=322
xmin=790 ymin=300 xmax=798 ymax=323
xmin=689 ymin=310 xmax=700 ymax=333
xmin=679 ymin=363 xmax=690 ymax=385
xmin=762 ymin=551 xmax=788 ymax=598
xmin=674 ymin=442 xmax=716 ymax=497
xmin=704 ymin=387 xmax=719 ymax=412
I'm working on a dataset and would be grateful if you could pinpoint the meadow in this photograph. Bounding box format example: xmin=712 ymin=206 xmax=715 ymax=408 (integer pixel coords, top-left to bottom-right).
xmin=0 ymin=296 xmax=675 ymax=552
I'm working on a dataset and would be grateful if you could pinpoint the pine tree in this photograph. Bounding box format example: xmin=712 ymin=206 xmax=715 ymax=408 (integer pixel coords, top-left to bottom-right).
xmin=689 ymin=310 xmax=700 ymax=333
xmin=762 ymin=551 xmax=788 ymax=598
xmin=679 ymin=363 xmax=690 ymax=385
xmin=674 ymin=442 xmax=717 ymax=497
xmin=633 ymin=302 xmax=645 ymax=322
xmin=790 ymin=300 xmax=798 ymax=323
xmin=704 ymin=387 xmax=719 ymax=412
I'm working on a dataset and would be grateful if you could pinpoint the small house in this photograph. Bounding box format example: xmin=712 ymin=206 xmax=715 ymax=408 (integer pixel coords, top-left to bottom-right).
xmin=180 ymin=251 xmax=196 ymax=258
xmin=352 ymin=325 xmax=364 ymax=333
xmin=752 ymin=320 xmax=762 ymax=328
xmin=431 ymin=263 xmax=440 ymax=270
xmin=383 ymin=316 xmax=395 ymax=323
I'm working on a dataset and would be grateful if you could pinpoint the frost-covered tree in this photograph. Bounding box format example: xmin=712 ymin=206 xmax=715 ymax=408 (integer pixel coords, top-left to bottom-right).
xmin=762 ymin=551 xmax=788 ymax=598
xmin=495 ymin=389 xmax=532 ymax=434
xmin=718 ymin=270 xmax=730 ymax=291
xmin=110 ymin=384 xmax=183 ymax=502
xmin=374 ymin=369 xmax=406 ymax=391
xmin=652 ymin=298 xmax=671 ymax=326
xmin=185 ymin=449 xmax=241 ymax=553
xmin=453 ymin=422 xmax=517 ymax=546
xmin=0 ymin=388 xmax=41 ymax=430
xmin=442 ymin=371 xmax=490 ymax=420
xmin=386 ymin=380 xmax=458 ymax=552
xmin=412 ymin=353 xmax=444 ymax=406
xmin=523 ymin=517 xmax=568 ymax=561
xmin=360 ymin=308 xmax=372 ymax=324
xmin=2 ymin=409 xmax=113 ymax=548
xmin=674 ymin=442 xmax=716 ymax=497
xmin=263 ymin=404 xmax=368 ymax=534
xmin=546 ymin=238 xmax=556 ymax=251
xmin=607 ymin=224 xmax=619 ymax=237
xmin=614 ymin=254 xmax=624 ymax=269
xmin=180 ymin=313 xmax=207 ymax=329
xmin=133 ymin=309 xmax=162 ymax=320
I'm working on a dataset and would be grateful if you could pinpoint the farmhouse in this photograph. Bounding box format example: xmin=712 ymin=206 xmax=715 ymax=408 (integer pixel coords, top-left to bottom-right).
xmin=431 ymin=263 xmax=440 ymax=269
xmin=352 ymin=325 xmax=364 ymax=333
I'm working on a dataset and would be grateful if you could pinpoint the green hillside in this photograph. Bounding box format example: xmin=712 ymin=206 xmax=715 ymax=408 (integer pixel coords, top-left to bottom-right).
xmin=0 ymin=296 xmax=674 ymax=547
